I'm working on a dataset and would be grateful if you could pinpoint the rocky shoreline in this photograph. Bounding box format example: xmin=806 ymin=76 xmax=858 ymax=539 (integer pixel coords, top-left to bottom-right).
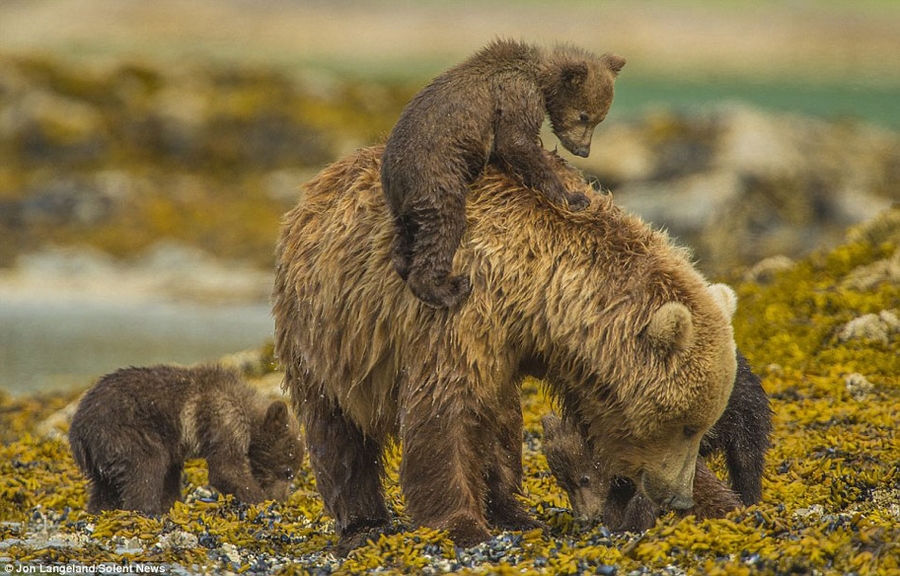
xmin=2 ymin=207 xmax=898 ymax=574
xmin=1 ymin=36 xmax=899 ymax=574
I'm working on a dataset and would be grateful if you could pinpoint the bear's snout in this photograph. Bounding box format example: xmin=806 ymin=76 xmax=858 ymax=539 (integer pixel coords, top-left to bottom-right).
xmin=640 ymin=456 xmax=697 ymax=511
xmin=571 ymin=485 xmax=606 ymax=519
xmin=665 ymin=492 xmax=695 ymax=510
xmin=556 ymin=133 xmax=592 ymax=158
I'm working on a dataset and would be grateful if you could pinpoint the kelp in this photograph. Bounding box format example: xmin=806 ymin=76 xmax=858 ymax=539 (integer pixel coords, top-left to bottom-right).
xmin=1 ymin=208 xmax=898 ymax=574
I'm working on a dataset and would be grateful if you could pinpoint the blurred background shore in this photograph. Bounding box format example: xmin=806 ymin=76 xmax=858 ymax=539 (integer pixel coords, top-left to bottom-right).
xmin=1 ymin=0 xmax=898 ymax=394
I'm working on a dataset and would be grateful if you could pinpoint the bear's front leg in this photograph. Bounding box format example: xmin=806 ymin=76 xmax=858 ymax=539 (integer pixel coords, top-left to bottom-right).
xmin=493 ymin=119 xmax=590 ymax=212
xmin=608 ymin=484 xmax=659 ymax=532
xmin=399 ymin=384 xmax=492 ymax=547
xmin=86 ymin=473 xmax=124 ymax=514
xmin=684 ymin=460 xmax=741 ymax=520
xmin=600 ymin=476 xmax=640 ymax=530
xmin=118 ymin=447 xmax=173 ymax=516
xmin=161 ymin=462 xmax=185 ymax=511
xmin=484 ymin=392 xmax=543 ymax=532
xmin=206 ymin=451 xmax=268 ymax=504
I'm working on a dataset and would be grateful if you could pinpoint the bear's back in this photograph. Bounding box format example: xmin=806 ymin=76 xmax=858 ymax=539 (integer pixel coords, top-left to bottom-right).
xmin=274 ymin=145 xmax=721 ymax=438
xmin=72 ymin=366 xmax=191 ymax=433
xmin=70 ymin=364 xmax=259 ymax=455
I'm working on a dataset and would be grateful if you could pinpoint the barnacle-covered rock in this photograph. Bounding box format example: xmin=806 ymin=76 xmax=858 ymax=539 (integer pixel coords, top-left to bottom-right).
xmin=838 ymin=310 xmax=899 ymax=344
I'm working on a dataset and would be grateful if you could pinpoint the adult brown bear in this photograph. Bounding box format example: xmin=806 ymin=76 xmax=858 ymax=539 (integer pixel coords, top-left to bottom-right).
xmin=273 ymin=146 xmax=736 ymax=550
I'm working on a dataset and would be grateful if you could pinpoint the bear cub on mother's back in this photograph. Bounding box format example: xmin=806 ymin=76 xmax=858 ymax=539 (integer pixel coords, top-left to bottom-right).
xmin=381 ymin=39 xmax=625 ymax=308
xmin=69 ymin=364 xmax=304 ymax=515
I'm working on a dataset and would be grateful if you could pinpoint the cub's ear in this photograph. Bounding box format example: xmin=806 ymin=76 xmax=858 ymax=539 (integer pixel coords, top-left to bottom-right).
xmin=602 ymin=53 xmax=626 ymax=75
xmin=561 ymin=62 xmax=589 ymax=88
xmin=265 ymin=401 xmax=290 ymax=429
xmin=541 ymin=413 xmax=563 ymax=440
xmin=644 ymin=302 xmax=694 ymax=355
xmin=708 ymin=283 xmax=737 ymax=319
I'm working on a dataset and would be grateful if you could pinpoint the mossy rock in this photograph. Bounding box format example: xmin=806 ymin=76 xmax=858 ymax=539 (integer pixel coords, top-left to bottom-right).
xmin=0 ymin=54 xmax=415 ymax=268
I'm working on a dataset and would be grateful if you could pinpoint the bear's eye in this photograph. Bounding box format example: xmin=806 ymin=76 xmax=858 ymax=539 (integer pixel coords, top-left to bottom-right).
xmin=578 ymin=475 xmax=591 ymax=488
xmin=579 ymin=112 xmax=590 ymax=124
xmin=283 ymin=467 xmax=295 ymax=481
xmin=683 ymin=426 xmax=700 ymax=439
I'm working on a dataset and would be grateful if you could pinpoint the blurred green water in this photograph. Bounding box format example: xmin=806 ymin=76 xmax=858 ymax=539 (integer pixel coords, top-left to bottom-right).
xmin=612 ymin=76 xmax=900 ymax=129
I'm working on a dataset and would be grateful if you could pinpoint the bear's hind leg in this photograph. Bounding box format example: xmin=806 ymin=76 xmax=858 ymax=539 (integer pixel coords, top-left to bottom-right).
xmin=119 ymin=450 xmax=170 ymax=516
xmin=303 ymin=390 xmax=390 ymax=554
xmin=401 ymin=189 xmax=471 ymax=309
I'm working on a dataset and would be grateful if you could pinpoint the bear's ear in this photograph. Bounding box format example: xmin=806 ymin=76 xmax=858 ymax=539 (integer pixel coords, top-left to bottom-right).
xmin=561 ymin=62 xmax=589 ymax=88
xmin=264 ymin=401 xmax=290 ymax=429
xmin=708 ymin=283 xmax=737 ymax=319
xmin=644 ymin=302 xmax=694 ymax=355
xmin=541 ymin=413 xmax=562 ymax=440
xmin=602 ymin=53 xmax=626 ymax=76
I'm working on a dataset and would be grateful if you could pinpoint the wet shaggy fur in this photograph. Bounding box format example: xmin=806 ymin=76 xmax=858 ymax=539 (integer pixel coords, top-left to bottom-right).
xmin=273 ymin=145 xmax=735 ymax=549
xmin=381 ymin=39 xmax=625 ymax=309
xmin=542 ymin=351 xmax=772 ymax=531
xmin=68 ymin=364 xmax=304 ymax=515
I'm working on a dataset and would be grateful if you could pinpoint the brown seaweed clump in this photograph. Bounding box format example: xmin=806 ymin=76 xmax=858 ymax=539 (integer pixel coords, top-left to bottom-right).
xmin=1 ymin=207 xmax=899 ymax=574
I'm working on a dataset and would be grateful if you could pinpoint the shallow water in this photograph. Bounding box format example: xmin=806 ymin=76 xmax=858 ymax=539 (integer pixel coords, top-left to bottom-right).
xmin=0 ymin=298 xmax=273 ymax=395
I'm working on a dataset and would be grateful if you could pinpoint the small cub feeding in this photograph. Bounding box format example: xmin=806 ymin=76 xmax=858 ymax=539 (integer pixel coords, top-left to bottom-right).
xmin=69 ymin=364 xmax=304 ymax=515
xmin=381 ymin=39 xmax=625 ymax=308
xmin=542 ymin=351 xmax=771 ymax=531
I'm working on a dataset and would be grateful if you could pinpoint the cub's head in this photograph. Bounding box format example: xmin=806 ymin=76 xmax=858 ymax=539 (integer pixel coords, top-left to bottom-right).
xmin=542 ymin=47 xmax=625 ymax=158
xmin=542 ymin=413 xmax=607 ymax=519
xmin=249 ymin=401 xmax=305 ymax=501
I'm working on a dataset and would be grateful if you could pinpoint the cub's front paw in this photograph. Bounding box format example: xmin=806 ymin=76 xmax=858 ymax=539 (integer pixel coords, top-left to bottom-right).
xmin=442 ymin=275 xmax=472 ymax=308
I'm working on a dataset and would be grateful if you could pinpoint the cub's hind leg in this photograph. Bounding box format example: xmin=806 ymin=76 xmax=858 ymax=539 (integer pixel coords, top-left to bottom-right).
xmin=401 ymin=187 xmax=471 ymax=309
